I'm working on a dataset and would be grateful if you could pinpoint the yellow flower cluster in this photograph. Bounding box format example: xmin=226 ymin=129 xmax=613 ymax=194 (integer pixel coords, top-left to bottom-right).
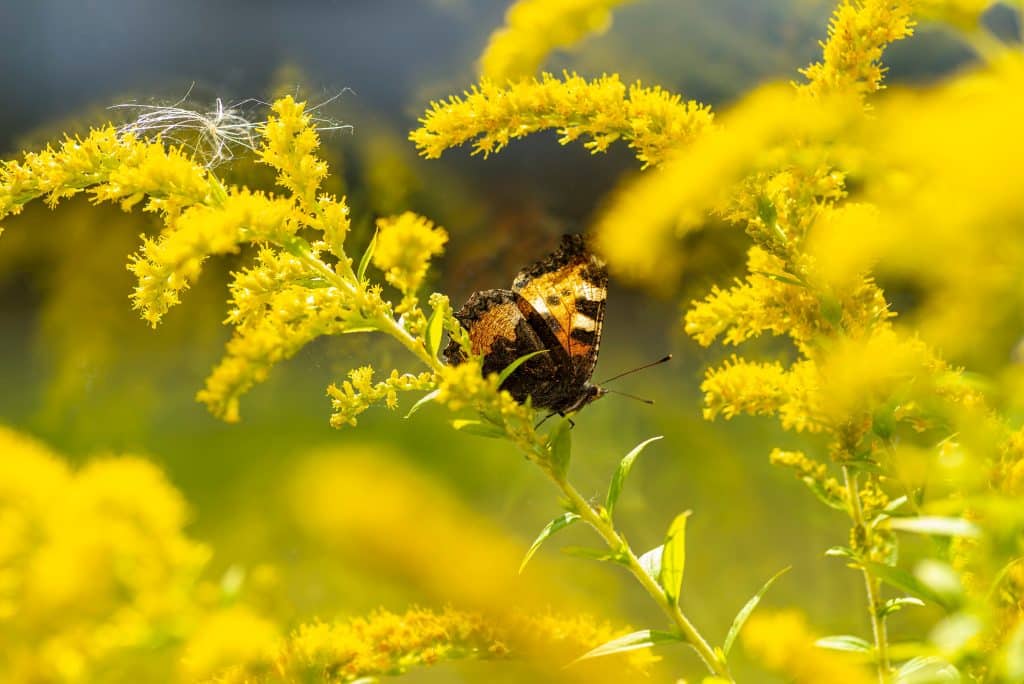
xmin=742 ymin=610 xmax=874 ymax=684
xmin=371 ymin=211 xmax=448 ymax=310
xmin=411 ymin=71 xmax=714 ymax=168
xmin=479 ymin=0 xmax=638 ymax=81
xmin=0 ymin=426 xmax=209 ymax=683
xmin=799 ymin=0 xmax=915 ymax=98
xmin=202 ymin=606 xmax=654 ymax=683
xmin=326 ymin=366 xmax=435 ymax=427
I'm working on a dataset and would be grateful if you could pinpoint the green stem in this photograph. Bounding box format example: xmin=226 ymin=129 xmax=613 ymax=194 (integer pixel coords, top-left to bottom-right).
xmin=553 ymin=474 xmax=733 ymax=681
xmin=843 ymin=467 xmax=890 ymax=683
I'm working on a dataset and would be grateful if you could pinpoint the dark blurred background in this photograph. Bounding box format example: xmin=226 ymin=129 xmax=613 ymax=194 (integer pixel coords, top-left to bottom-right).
xmin=0 ymin=1 xmax=1003 ymax=680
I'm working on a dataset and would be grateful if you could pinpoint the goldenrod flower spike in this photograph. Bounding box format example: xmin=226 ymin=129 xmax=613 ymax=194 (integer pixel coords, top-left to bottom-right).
xmin=479 ymin=0 xmax=639 ymax=81
xmin=411 ymin=71 xmax=714 ymax=168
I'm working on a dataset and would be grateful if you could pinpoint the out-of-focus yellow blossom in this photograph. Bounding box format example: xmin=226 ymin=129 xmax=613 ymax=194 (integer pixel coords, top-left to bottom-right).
xmin=181 ymin=606 xmax=281 ymax=682
xmin=479 ymin=0 xmax=638 ymax=81
xmin=371 ymin=211 xmax=448 ymax=309
xmin=916 ymin=0 xmax=997 ymax=30
xmin=0 ymin=426 xmax=210 ymax=683
xmin=593 ymin=86 xmax=858 ymax=284
xmin=203 ymin=606 xmax=655 ymax=683
xmin=742 ymin=610 xmax=874 ymax=684
xmin=288 ymin=447 xmax=579 ymax=613
xmin=411 ymin=71 xmax=714 ymax=168
xmin=770 ymin=448 xmax=847 ymax=509
xmin=798 ymin=0 xmax=915 ymax=99
xmin=326 ymin=366 xmax=435 ymax=427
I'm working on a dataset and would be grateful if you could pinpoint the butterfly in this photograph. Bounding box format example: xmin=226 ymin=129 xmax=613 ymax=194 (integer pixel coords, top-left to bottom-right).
xmin=443 ymin=234 xmax=608 ymax=414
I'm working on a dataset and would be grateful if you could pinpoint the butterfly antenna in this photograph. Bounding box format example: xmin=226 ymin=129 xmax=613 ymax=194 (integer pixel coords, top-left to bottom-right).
xmin=604 ymin=389 xmax=655 ymax=405
xmin=598 ymin=354 xmax=672 ymax=385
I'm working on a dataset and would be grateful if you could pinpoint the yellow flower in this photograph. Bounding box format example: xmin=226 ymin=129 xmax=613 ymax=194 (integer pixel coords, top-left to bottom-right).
xmin=180 ymin=606 xmax=281 ymax=682
xmin=326 ymin=366 xmax=435 ymax=427
xmin=743 ymin=610 xmax=874 ymax=683
xmin=201 ymin=606 xmax=655 ymax=683
xmin=371 ymin=211 xmax=448 ymax=302
xmin=799 ymin=0 xmax=915 ymax=99
xmin=479 ymin=0 xmax=639 ymax=81
xmin=411 ymin=71 xmax=713 ymax=168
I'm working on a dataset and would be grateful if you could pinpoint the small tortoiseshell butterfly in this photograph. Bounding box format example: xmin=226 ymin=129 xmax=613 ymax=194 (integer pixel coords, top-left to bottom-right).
xmin=443 ymin=234 xmax=608 ymax=414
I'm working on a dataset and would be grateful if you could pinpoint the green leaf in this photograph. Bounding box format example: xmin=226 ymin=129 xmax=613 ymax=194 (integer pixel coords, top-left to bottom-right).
xmin=571 ymin=629 xmax=682 ymax=664
xmin=815 ymin=635 xmax=874 ymax=653
xmin=660 ymin=511 xmax=691 ymax=605
xmin=865 ymin=561 xmax=953 ymax=610
xmin=561 ymin=546 xmax=624 ymax=563
xmin=425 ymin=306 xmax=446 ymax=359
xmin=824 ymin=546 xmax=857 ymax=560
xmin=519 ymin=513 xmax=580 ymax=574
xmin=880 ymin=596 xmax=926 ymax=618
xmin=888 ymin=516 xmax=981 ymax=538
xmin=547 ymin=418 xmax=572 ymax=480
xmin=895 ymin=656 xmax=960 ymax=683
xmin=800 ymin=477 xmax=849 ymax=511
xmin=722 ymin=566 xmax=791 ymax=657
xmin=605 ymin=436 xmax=662 ymax=520
xmin=638 ymin=545 xmax=663 ymax=582
xmin=404 ymin=389 xmax=439 ymax=419
xmin=885 ymin=495 xmax=910 ymax=512
xmin=497 ymin=349 xmax=549 ymax=386
xmin=357 ymin=228 xmax=378 ymax=282
xmin=450 ymin=419 xmax=505 ymax=439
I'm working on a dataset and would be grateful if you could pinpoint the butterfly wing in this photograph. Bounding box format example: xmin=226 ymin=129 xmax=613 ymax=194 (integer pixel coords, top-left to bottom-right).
xmin=511 ymin=234 xmax=607 ymax=385
xmin=442 ymin=288 xmax=568 ymax=407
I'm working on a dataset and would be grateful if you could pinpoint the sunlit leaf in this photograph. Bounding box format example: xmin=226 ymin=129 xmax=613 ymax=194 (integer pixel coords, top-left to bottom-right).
xmin=661 ymin=510 xmax=691 ymax=605
xmin=572 ymin=629 xmax=681 ymax=664
xmin=425 ymin=305 xmax=446 ymax=358
xmin=888 ymin=516 xmax=980 ymax=538
xmin=497 ymin=349 xmax=549 ymax=386
xmin=605 ymin=435 xmax=662 ymax=520
xmin=825 ymin=546 xmax=857 ymax=559
xmin=519 ymin=512 xmax=580 ymax=574
xmin=405 ymin=389 xmax=439 ymax=419
xmin=895 ymin=656 xmax=960 ymax=683
xmin=561 ymin=546 xmax=624 ymax=563
xmin=880 ymin=596 xmax=926 ymax=618
xmin=638 ymin=545 xmax=663 ymax=582
xmin=722 ymin=566 xmax=791 ymax=657
xmin=450 ymin=419 xmax=505 ymax=438
xmin=865 ymin=561 xmax=952 ymax=610
xmin=357 ymin=228 xmax=378 ymax=282
xmin=815 ymin=635 xmax=874 ymax=653
xmin=548 ymin=417 xmax=572 ymax=480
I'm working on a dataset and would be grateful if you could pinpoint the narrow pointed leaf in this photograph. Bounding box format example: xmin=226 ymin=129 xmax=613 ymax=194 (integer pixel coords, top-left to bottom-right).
xmin=548 ymin=418 xmax=572 ymax=480
xmin=880 ymin=596 xmax=925 ymax=618
xmin=519 ymin=513 xmax=580 ymax=574
xmin=605 ymin=436 xmax=662 ymax=519
xmin=425 ymin=306 xmax=446 ymax=359
xmin=824 ymin=546 xmax=856 ymax=559
xmin=815 ymin=635 xmax=874 ymax=653
xmin=864 ymin=561 xmax=952 ymax=610
xmin=357 ymin=229 xmax=378 ymax=281
xmin=638 ymin=545 xmax=663 ymax=582
xmin=404 ymin=389 xmax=440 ymax=419
xmin=888 ymin=516 xmax=980 ymax=538
xmin=561 ymin=546 xmax=624 ymax=563
xmin=572 ymin=629 xmax=682 ymax=664
xmin=660 ymin=511 xmax=691 ymax=605
xmin=497 ymin=349 xmax=549 ymax=386
xmin=895 ymin=656 xmax=960 ymax=683
xmin=722 ymin=566 xmax=791 ymax=657
xmin=451 ymin=419 xmax=505 ymax=439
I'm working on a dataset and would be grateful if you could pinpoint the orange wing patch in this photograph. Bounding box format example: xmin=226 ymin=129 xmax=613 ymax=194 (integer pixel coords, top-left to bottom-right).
xmin=514 ymin=262 xmax=597 ymax=359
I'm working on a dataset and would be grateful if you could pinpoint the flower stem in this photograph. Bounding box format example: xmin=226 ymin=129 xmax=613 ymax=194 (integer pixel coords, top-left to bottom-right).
xmin=553 ymin=474 xmax=733 ymax=681
xmin=843 ymin=466 xmax=889 ymax=683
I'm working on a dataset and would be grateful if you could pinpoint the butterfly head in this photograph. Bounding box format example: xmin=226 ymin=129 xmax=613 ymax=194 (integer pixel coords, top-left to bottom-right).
xmin=559 ymin=383 xmax=608 ymax=415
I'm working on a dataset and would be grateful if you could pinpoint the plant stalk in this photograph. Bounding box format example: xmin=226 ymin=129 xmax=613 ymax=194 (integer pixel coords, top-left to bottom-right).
xmin=843 ymin=466 xmax=890 ymax=683
xmin=553 ymin=475 xmax=733 ymax=681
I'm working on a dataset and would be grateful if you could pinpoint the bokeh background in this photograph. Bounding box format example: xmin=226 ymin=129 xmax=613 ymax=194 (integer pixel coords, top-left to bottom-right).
xmin=0 ymin=1 xmax=1015 ymax=680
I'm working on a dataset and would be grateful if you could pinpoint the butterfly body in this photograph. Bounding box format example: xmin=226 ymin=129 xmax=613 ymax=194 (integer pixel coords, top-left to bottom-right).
xmin=443 ymin=234 xmax=608 ymax=414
